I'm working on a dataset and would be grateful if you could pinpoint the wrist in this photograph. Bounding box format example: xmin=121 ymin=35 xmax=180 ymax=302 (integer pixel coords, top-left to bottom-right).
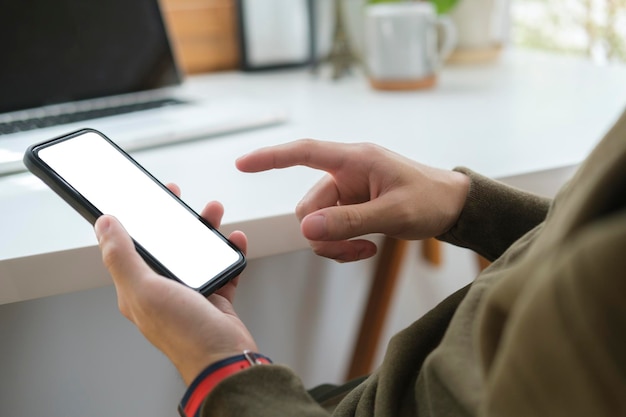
xmin=440 ymin=170 xmax=470 ymax=234
xmin=178 ymin=351 xmax=272 ymax=417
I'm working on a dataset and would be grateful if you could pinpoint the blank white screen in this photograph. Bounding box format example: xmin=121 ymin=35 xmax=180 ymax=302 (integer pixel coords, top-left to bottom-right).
xmin=37 ymin=131 xmax=241 ymax=289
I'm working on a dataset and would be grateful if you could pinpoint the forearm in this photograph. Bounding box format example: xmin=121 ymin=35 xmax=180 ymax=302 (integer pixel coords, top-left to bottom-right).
xmin=438 ymin=168 xmax=551 ymax=261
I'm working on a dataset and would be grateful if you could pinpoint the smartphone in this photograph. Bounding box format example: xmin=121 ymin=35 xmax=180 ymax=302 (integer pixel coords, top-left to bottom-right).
xmin=24 ymin=128 xmax=246 ymax=295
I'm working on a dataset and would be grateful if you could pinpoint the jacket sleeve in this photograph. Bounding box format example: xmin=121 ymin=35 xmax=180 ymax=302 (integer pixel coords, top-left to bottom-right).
xmin=478 ymin=208 xmax=626 ymax=416
xmin=199 ymin=365 xmax=330 ymax=417
xmin=196 ymin=284 xmax=472 ymax=417
xmin=438 ymin=168 xmax=551 ymax=261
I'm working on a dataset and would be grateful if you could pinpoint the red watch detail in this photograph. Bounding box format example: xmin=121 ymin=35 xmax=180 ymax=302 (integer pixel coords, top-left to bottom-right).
xmin=180 ymin=351 xmax=272 ymax=417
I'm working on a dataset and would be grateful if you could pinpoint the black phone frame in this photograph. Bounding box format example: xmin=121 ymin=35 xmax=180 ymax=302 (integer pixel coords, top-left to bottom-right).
xmin=23 ymin=128 xmax=246 ymax=296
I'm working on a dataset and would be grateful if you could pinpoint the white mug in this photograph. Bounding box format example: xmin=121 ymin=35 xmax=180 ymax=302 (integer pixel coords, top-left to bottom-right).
xmin=364 ymin=2 xmax=457 ymax=90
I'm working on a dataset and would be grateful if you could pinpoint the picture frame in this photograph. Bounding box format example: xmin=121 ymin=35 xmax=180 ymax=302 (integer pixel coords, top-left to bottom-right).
xmin=236 ymin=0 xmax=316 ymax=71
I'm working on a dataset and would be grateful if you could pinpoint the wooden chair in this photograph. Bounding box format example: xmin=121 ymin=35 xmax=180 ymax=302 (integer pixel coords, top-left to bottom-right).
xmin=346 ymin=237 xmax=489 ymax=380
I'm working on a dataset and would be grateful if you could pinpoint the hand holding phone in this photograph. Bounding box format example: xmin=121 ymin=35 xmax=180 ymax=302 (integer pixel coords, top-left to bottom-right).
xmin=24 ymin=128 xmax=246 ymax=295
xmin=94 ymin=209 xmax=256 ymax=386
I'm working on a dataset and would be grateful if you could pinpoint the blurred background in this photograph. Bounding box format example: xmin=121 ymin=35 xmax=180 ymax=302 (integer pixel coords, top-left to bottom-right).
xmin=0 ymin=1 xmax=624 ymax=416
xmin=161 ymin=0 xmax=626 ymax=77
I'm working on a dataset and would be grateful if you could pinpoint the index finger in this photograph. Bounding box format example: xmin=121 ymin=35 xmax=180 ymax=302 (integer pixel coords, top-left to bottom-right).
xmin=235 ymin=139 xmax=349 ymax=173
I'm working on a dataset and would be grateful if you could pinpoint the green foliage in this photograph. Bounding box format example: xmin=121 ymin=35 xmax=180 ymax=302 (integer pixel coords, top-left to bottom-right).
xmin=366 ymin=0 xmax=459 ymax=15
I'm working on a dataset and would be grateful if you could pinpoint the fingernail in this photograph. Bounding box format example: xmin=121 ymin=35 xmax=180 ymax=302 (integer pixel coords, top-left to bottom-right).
xmin=304 ymin=214 xmax=327 ymax=240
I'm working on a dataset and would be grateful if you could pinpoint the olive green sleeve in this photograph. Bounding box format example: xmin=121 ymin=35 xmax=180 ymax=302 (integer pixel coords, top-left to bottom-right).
xmin=200 ymin=365 xmax=329 ymax=417
xmin=478 ymin=208 xmax=626 ymax=416
xmin=438 ymin=168 xmax=551 ymax=261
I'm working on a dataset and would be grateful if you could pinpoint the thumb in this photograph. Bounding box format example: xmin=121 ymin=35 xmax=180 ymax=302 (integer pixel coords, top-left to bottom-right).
xmin=94 ymin=215 xmax=152 ymax=288
xmin=301 ymin=201 xmax=383 ymax=241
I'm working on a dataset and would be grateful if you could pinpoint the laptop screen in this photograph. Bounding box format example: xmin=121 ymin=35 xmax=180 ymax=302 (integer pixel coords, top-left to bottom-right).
xmin=0 ymin=0 xmax=181 ymax=114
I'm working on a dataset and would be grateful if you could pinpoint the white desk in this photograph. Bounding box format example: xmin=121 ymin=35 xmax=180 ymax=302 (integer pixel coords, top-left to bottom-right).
xmin=1 ymin=48 xmax=625 ymax=305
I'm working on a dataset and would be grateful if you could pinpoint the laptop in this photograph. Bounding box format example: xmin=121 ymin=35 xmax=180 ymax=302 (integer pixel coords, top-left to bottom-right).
xmin=0 ymin=0 xmax=287 ymax=176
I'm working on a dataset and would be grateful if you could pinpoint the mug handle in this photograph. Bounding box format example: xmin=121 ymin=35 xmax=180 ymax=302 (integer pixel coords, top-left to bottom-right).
xmin=435 ymin=15 xmax=457 ymax=66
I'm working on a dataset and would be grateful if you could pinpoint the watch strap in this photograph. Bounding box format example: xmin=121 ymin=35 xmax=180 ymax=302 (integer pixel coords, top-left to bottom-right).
xmin=179 ymin=351 xmax=272 ymax=417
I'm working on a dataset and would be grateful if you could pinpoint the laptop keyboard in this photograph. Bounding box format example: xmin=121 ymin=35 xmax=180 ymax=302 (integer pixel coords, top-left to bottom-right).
xmin=0 ymin=98 xmax=185 ymax=135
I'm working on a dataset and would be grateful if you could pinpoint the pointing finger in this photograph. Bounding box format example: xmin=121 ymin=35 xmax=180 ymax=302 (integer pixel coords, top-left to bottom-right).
xmin=236 ymin=139 xmax=350 ymax=173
